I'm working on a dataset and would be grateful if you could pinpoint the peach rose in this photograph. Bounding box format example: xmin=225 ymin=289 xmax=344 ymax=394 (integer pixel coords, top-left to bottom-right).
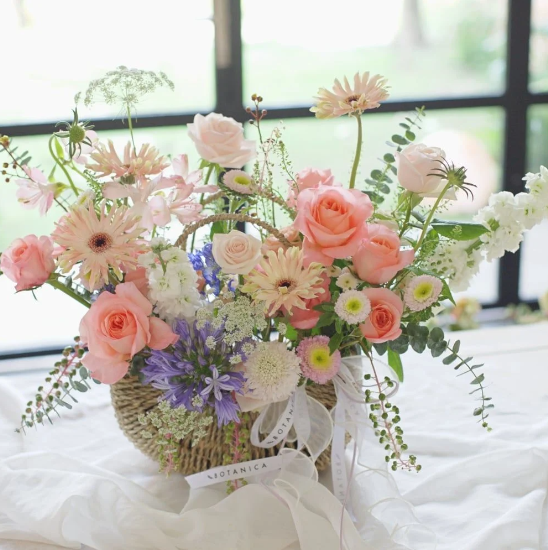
xmin=212 ymin=230 xmax=262 ymax=275
xmin=287 ymin=167 xmax=339 ymax=207
xmin=188 ymin=113 xmax=256 ymax=169
xmin=79 ymin=282 xmax=178 ymax=384
xmin=124 ymin=267 xmax=149 ymax=296
xmin=283 ymin=274 xmax=330 ymax=330
xmin=0 ymin=235 xmax=55 ymax=291
xmin=395 ymin=143 xmax=447 ymax=195
xmin=294 ymin=185 xmax=373 ymax=265
xmin=359 ymin=288 xmax=403 ymax=344
xmin=353 ymin=224 xmax=415 ymax=284
xmin=261 ymin=225 xmax=302 ymax=255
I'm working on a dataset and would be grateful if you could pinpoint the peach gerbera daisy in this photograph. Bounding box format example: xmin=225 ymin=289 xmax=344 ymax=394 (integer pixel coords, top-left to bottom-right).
xmin=87 ymin=140 xmax=169 ymax=183
xmin=311 ymin=72 xmax=389 ymax=119
xmin=241 ymin=246 xmax=324 ymax=316
xmin=52 ymin=202 xmax=145 ymax=291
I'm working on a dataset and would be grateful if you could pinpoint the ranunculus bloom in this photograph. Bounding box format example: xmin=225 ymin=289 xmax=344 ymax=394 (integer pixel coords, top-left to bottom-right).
xmin=188 ymin=113 xmax=256 ymax=169
xmin=286 ymin=167 xmax=339 ymax=208
xmin=293 ymin=185 xmax=373 ymax=265
xmin=0 ymin=235 xmax=55 ymax=291
xmin=212 ymin=230 xmax=262 ymax=275
xmin=359 ymin=288 xmax=403 ymax=344
xmin=283 ymin=274 xmax=331 ymax=330
xmin=353 ymin=224 xmax=415 ymax=284
xmin=395 ymin=143 xmax=446 ymax=195
xmin=79 ymin=282 xmax=178 ymax=384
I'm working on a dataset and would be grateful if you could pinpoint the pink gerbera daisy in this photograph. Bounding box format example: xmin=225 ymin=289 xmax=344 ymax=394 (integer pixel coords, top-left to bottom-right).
xmin=241 ymin=247 xmax=324 ymax=316
xmin=297 ymin=335 xmax=341 ymax=384
xmin=87 ymin=140 xmax=169 ymax=183
xmin=52 ymin=202 xmax=145 ymax=291
xmin=311 ymin=72 xmax=390 ymax=119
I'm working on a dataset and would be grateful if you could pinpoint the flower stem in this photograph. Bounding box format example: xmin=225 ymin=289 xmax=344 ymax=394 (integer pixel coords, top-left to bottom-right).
xmin=127 ymin=105 xmax=137 ymax=153
xmin=47 ymin=276 xmax=91 ymax=308
xmin=349 ymin=114 xmax=363 ymax=190
xmin=414 ymin=180 xmax=453 ymax=250
xmin=48 ymin=136 xmax=79 ymax=197
xmin=190 ymin=164 xmax=214 ymax=252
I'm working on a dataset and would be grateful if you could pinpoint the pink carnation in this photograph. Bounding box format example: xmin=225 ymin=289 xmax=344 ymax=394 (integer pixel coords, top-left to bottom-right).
xmin=297 ymin=335 xmax=341 ymax=384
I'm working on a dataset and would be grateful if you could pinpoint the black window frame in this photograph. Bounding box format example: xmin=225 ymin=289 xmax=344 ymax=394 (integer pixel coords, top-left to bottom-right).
xmin=1 ymin=0 xmax=546 ymax=359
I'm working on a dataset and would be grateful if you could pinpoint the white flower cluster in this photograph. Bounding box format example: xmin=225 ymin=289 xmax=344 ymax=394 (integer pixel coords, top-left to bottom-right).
xmin=424 ymin=239 xmax=482 ymax=293
xmin=474 ymin=169 xmax=548 ymax=262
xmin=139 ymin=238 xmax=201 ymax=323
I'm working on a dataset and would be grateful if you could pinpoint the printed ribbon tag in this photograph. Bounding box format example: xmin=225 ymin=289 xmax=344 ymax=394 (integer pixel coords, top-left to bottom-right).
xmin=250 ymin=392 xmax=296 ymax=448
xmin=185 ymin=455 xmax=284 ymax=489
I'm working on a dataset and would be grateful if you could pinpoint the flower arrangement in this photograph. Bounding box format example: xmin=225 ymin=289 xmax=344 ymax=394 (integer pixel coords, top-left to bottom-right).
xmin=3 ymin=66 xmax=548 ymax=484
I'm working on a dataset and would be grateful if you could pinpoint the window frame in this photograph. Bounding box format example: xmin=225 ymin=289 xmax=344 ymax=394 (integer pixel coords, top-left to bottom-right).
xmin=1 ymin=0 xmax=546 ymax=359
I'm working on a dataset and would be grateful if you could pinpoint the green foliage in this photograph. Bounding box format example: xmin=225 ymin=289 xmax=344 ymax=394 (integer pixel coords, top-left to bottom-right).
xmin=431 ymin=222 xmax=489 ymax=241
xmin=387 ymin=348 xmax=404 ymax=382
xmin=17 ymin=337 xmax=92 ymax=432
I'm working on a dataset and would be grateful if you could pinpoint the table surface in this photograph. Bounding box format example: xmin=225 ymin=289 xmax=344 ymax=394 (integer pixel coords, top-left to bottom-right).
xmin=1 ymin=322 xmax=547 ymax=550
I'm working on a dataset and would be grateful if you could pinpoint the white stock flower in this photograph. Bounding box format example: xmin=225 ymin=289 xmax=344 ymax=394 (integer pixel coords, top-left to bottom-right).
xmin=523 ymin=166 xmax=548 ymax=208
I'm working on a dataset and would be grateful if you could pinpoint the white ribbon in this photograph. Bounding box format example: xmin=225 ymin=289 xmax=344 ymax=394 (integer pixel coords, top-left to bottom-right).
xmin=250 ymin=392 xmax=296 ymax=448
xmin=185 ymin=455 xmax=284 ymax=489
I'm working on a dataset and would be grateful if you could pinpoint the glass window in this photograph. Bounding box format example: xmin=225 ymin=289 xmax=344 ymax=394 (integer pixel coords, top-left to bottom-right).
xmin=0 ymin=125 xmax=194 ymax=353
xmin=0 ymin=0 xmax=214 ymax=125
xmin=519 ymin=105 xmax=548 ymax=300
xmin=242 ymin=0 xmax=507 ymax=106
xmin=530 ymin=0 xmax=548 ymax=93
xmin=252 ymin=107 xmax=503 ymax=303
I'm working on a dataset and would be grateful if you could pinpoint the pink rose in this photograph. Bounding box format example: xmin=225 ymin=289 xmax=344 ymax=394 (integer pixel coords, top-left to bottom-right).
xmin=284 ymin=274 xmax=330 ymax=330
xmin=124 ymin=267 xmax=149 ymax=296
xmin=359 ymin=288 xmax=403 ymax=344
xmin=395 ymin=143 xmax=447 ymax=196
xmin=1 ymin=235 xmax=55 ymax=291
xmin=212 ymin=230 xmax=262 ymax=275
xmin=287 ymin=168 xmax=339 ymax=208
xmin=188 ymin=113 xmax=256 ymax=169
xmin=293 ymin=185 xmax=374 ymax=265
xmin=353 ymin=224 xmax=415 ymax=284
xmin=79 ymin=282 xmax=178 ymax=384
xmin=261 ymin=225 xmax=302 ymax=255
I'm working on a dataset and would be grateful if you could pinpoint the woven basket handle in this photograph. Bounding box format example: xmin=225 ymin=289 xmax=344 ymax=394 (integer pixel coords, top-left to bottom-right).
xmin=175 ymin=213 xmax=292 ymax=250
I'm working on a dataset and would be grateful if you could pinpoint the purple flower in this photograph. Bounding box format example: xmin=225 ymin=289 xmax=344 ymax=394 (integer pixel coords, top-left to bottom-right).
xmin=142 ymin=318 xmax=245 ymax=426
xmin=188 ymin=243 xmax=222 ymax=295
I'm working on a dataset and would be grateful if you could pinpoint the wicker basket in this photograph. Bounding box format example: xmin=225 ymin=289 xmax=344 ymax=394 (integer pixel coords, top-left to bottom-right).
xmin=110 ymin=375 xmax=339 ymax=475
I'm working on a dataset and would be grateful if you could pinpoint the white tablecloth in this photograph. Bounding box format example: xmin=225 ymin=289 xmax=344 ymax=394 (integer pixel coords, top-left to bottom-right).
xmin=1 ymin=323 xmax=547 ymax=550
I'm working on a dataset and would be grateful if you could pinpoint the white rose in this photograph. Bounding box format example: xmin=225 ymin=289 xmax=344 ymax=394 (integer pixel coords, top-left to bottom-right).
xmin=188 ymin=113 xmax=256 ymax=169
xmin=212 ymin=230 xmax=262 ymax=275
xmin=396 ymin=143 xmax=447 ymax=195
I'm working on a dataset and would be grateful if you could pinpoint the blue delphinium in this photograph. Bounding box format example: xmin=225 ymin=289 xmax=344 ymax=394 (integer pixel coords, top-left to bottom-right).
xmin=142 ymin=318 xmax=246 ymax=427
xmin=188 ymin=243 xmax=222 ymax=295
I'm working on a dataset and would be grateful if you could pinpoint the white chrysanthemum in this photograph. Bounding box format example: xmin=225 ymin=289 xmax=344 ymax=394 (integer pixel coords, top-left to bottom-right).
xmin=243 ymin=342 xmax=300 ymax=402
xmin=334 ymin=290 xmax=371 ymax=324
xmin=424 ymin=240 xmax=482 ymax=292
xmin=140 ymin=244 xmax=201 ymax=322
xmin=336 ymin=271 xmax=359 ymax=291
xmin=404 ymin=275 xmax=443 ymax=312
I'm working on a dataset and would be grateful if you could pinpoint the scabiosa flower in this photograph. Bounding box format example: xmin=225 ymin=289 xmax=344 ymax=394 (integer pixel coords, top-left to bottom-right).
xmin=223 ymin=170 xmax=257 ymax=194
xmin=297 ymin=336 xmax=341 ymax=384
xmin=87 ymin=140 xmax=169 ymax=183
xmin=142 ymin=318 xmax=246 ymax=427
xmin=52 ymin=202 xmax=145 ymax=291
xmin=241 ymin=247 xmax=325 ymax=316
xmin=336 ymin=270 xmax=359 ymax=291
xmin=334 ymin=290 xmax=371 ymax=325
xmin=404 ymin=275 xmax=443 ymax=312
xmin=16 ymin=166 xmax=58 ymax=215
xmin=189 ymin=242 xmax=222 ymax=295
xmin=311 ymin=72 xmax=389 ymax=119
xmin=243 ymin=341 xmax=300 ymax=403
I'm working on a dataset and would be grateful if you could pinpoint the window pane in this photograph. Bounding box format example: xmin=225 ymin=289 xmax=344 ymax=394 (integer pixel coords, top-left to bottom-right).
xmin=520 ymin=105 xmax=548 ymax=300
xmin=530 ymin=0 xmax=548 ymax=93
xmin=242 ymin=0 xmax=507 ymax=106
xmin=252 ymin=107 xmax=503 ymax=302
xmin=0 ymin=1 xmax=214 ymax=125
xmin=0 ymin=126 xmax=194 ymax=353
